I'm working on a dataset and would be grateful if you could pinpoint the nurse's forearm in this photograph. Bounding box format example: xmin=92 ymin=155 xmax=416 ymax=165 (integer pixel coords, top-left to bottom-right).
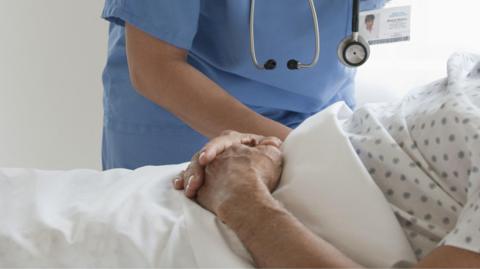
xmin=138 ymin=61 xmax=290 ymax=140
xmin=126 ymin=24 xmax=291 ymax=140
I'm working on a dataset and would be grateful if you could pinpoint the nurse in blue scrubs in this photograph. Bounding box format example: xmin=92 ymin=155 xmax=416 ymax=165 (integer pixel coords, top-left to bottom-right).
xmin=101 ymin=0 xmax=386 ymax=170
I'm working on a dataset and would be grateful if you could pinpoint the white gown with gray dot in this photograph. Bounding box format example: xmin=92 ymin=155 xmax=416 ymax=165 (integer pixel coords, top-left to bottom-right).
xmin=343 ymin=53 xmax=480 ymax=260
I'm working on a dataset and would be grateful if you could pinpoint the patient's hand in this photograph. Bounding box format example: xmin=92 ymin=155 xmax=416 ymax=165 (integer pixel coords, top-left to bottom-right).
xmin=173 ymin=130 xmax=282 ymax=198
xmin=195 ymin=143 xmax=283 ymax=221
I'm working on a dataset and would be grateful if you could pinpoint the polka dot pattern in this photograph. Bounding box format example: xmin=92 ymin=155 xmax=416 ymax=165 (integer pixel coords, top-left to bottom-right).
xmin=343 ymin=62 xmax=480 ymax=259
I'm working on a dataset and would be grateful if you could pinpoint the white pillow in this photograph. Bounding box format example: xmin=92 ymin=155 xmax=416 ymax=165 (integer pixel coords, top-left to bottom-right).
xmin=273 ymin=102 xmax=417 ymax=268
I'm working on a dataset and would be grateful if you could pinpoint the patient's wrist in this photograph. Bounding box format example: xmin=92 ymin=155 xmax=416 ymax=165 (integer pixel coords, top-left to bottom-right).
xmin=218 ymin=177 xmax=267 ymax=220
xmin=218 ymin=185 xmax=284 ymax=239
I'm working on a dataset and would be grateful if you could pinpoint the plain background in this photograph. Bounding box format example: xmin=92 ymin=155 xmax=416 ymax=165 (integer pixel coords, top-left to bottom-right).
xmin=0 ymin=0 xmax=106 ymax=170
xmin=0 ymin=0 xmax=479 ymax=170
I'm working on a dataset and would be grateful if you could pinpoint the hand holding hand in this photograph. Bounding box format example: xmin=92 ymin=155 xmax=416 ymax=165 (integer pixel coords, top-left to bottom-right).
xmin=195 ymin=143 xmax=283 ymax=222
xmin=173 ymin=130 xmax=282 ymax=198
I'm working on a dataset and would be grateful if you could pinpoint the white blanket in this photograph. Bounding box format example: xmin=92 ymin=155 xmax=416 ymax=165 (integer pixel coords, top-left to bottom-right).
xmin=0 ymin=105 xmax=416 ymax=268
xmin=4 ymin=80 xmax=449 ymax=266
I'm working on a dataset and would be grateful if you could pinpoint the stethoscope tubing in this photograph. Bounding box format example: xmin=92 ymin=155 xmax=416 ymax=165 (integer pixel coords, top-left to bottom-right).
xmin=249 ymin=0 xmax=321 ymax=70
xmin=249 ymin=0 xmax=261 ymax=69
xmin=301 ymin=0 xmax=321 ymax=69
xmin=352 ymin=0 xmax=360 ymax=38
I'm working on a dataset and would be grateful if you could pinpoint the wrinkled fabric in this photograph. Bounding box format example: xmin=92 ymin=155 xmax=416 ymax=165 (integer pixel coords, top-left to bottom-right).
xmin=1 ymin=95 xmax=416 ymax=267
xmin=344 ymin=52 xmax=480 ymax=259
xmin=4 ymin=52 xmax=479 ymax=267
xmin=0 ymin=123 xmax=412 ymax=267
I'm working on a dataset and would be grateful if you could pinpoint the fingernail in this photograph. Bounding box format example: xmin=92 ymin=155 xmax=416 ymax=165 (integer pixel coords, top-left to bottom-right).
xmin=199 ymin=152 xmax=206 ymax=161
xmin=186 ymin=175 xmax=194 ymax=190
xmin=174 ymin=178 xmax=181 ymax=187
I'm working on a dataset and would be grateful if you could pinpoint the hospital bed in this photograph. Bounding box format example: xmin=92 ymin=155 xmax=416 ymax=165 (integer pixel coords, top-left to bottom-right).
xmin=2 ymin=52 xmax=479 ymax=268
xmin=0 ymin=107 xmax=415 ymax=267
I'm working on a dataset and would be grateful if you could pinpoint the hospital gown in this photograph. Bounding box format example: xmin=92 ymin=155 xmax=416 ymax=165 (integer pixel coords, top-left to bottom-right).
xmin=344 ymin=57 xmax=480 ymax=259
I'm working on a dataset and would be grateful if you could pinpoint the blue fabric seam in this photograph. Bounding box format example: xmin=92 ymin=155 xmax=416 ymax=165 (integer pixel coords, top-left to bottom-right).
xmin=104 ymin=116 xmax=194 ymax=135
xmin=102 ymin=5 xmax=195 ymax=50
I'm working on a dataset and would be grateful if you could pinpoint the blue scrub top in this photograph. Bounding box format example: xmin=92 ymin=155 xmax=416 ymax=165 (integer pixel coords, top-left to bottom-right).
xmin=101 ymin=0 xmax=386 ymax=169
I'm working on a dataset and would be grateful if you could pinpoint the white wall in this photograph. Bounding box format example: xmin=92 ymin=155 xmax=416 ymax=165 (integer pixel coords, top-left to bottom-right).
xmin=0 ymin=0 xmax=479 ymax=170
xmin=0 ymin=0 xmax=107 ymax=170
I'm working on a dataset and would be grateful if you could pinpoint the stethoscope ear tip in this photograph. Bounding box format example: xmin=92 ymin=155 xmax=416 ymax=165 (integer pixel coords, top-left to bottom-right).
xmin=264 ymin=59 xmax=277 ymax=70
xmin=287 ymin=59 xmax=300 ymax=70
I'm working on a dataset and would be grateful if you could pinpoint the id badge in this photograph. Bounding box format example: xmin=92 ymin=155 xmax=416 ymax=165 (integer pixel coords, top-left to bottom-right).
xmin=359 ymin=6 xmax=412 ymax=45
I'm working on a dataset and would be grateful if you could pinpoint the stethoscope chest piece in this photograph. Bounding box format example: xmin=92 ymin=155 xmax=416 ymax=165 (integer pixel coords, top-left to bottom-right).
xmin=337 ymin=0 xmax=370 ymax=68
xmin=250 ymin=0 xmax=370 ymax=70
xmin=337 ymin=34 xmax=370 ymax=67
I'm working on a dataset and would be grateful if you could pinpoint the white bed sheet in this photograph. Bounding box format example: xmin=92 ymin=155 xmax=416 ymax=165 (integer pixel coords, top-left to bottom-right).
xmin=22 ymin=53 xmax=480 ymax=268
xmin=0 ymin=102 xmax=415 ymax=268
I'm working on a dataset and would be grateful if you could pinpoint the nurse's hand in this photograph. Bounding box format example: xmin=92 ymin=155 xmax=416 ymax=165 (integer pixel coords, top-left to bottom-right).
xmin=173 ymin=130 xmax=282 ymax=198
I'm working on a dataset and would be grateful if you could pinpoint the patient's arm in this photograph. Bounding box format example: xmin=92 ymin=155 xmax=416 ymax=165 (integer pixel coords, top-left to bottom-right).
xmin=222 ymin=193 xmax=360 ymax=268
xmin=223 ymin=191 xmax=480 ymax=268
xmin=196 ymin=145 xmax=480 ymax=268
xmin=416 ymin=247 xmax=480 ymax=268
xmin=195 ymin=144 xmax=359 ymax=268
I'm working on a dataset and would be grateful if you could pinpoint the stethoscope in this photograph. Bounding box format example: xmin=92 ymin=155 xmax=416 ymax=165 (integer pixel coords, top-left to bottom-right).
xmin=249 ymin=0 xmax=370 ymax=70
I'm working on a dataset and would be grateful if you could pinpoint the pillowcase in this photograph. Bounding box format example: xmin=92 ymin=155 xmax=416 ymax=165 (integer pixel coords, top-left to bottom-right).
xmin=273 ymin=102 xmax=417 ymax=268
